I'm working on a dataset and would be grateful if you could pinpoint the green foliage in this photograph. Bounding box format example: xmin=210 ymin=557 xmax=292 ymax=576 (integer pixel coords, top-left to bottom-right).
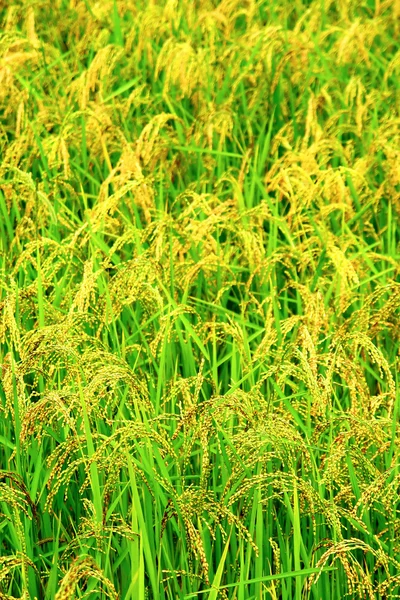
xmin=0 ymin=0 xmax=399 ymax=598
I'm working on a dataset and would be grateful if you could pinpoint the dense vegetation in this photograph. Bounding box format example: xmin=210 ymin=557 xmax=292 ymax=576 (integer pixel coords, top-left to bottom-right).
xmin=0 ymin=1 xmax=399 ymax=598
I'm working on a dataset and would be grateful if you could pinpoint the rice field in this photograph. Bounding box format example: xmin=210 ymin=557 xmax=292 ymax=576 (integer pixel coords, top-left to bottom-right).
xmin=0 ymin=1 xmax=399 ymax=598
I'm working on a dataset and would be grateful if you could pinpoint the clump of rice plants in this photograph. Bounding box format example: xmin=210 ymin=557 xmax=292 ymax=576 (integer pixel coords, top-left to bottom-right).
xmin=0 ymin=1 xmax=399 ymax=599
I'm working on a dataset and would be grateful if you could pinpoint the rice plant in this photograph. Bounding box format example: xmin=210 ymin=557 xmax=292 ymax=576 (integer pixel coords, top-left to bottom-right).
xmin=0 ymin=1 xmax=399 ymax=599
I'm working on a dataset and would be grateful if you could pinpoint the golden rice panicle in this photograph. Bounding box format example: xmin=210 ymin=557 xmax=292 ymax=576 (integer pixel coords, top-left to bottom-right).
xmin=307 ymin=539 xmax=393 ymax=599
xmin=0 ymin=555 xmax=35 ymax=600
xmin=101 ymin=255 xmax=164 ymax=330
xmin=155 ymin=40 xmax=208 ymax=100
xmin=20 ymin=391 xmax=78 ymax=449
xmin=0 ymin=474 xmax=38 ymax=590
xmin=55 ymin=556 xmax=118 ymax=600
